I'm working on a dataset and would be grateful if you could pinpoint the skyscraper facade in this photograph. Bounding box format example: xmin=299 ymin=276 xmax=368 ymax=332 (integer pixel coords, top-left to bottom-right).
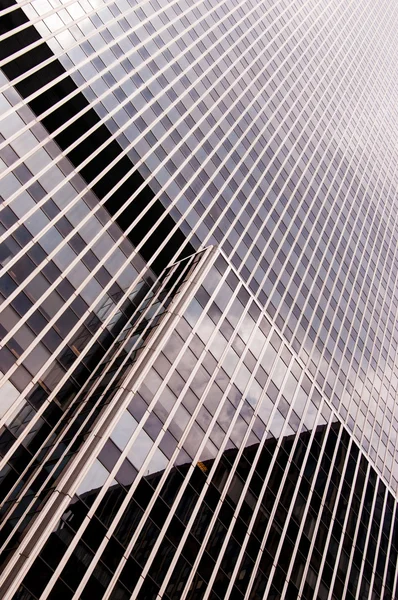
xmin=0 ymin=0 xmax=397 ymax=598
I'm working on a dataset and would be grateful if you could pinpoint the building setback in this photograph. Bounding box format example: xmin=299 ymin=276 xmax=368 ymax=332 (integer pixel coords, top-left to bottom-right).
xmin=0 ymin=0 xmax=397 ymax=598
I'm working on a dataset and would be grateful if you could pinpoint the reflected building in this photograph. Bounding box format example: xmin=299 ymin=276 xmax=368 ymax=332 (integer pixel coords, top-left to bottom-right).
xmin=0 ymin=0 xmax=397 ymax=599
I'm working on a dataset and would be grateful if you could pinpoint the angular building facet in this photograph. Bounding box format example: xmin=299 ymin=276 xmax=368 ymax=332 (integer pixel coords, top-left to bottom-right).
xmin=0 ymin=0 xmax=397 ymax=598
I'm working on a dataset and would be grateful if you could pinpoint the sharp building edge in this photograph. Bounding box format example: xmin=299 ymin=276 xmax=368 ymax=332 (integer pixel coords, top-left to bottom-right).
xmin=0 ymin=0 xmax=397 ymax=598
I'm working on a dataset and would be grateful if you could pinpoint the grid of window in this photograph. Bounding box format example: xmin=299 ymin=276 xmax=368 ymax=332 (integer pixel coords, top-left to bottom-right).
xmin=1 ymin=0 xmax=398 ymax=597
xmin=1 ymin=0 xmax=398 ymax=486
xmin=0 ymin=249 xmax=396 ymax=600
